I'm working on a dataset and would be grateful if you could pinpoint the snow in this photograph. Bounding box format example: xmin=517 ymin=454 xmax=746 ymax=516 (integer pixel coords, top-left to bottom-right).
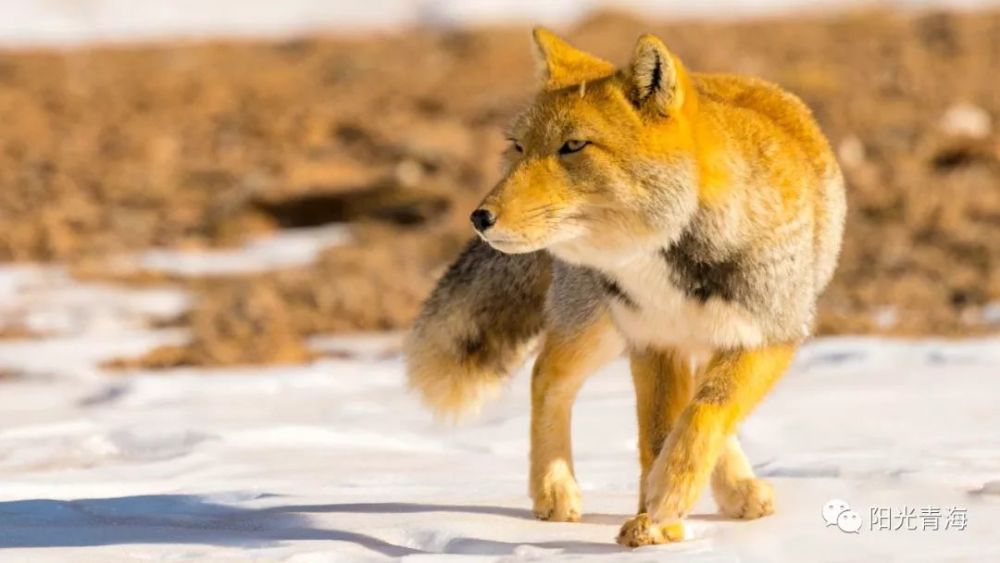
xmin=0 ymin=265 xmax=187 ymax=336
xmin=1 ymin=0 xmax=999 ymax=47
xmin=135 ymin=225 xmax=350 ymax=277
xmin=0 ymin=265 xmax=188 ymax=381
xmin=0 ymin=264 xmax=998 ymax=561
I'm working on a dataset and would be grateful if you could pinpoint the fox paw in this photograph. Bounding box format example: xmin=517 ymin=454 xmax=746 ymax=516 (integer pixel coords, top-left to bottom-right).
xmin=714 ymin=478 xmax=774 ymax=520
xmin=531 ymin=476 xmax=582 ymax=522
xmin=616 ymin=514 xmax=685 ymax=547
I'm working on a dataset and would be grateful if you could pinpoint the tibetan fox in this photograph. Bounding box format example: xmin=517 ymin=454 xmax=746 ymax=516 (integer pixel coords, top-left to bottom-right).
xmin=405 ymin=28 xmax=845 ymax=546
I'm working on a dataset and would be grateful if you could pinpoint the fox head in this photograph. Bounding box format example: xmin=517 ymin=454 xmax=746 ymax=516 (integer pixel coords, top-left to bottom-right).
xmin=472 ymin=28 xmax=702 ymax=265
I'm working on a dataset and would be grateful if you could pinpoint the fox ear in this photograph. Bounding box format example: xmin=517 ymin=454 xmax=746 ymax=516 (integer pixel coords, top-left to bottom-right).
xmin=532 ymin=27 xmax=615 ymax=90
xmin=627 ymin=34 xmax=687 ymax=116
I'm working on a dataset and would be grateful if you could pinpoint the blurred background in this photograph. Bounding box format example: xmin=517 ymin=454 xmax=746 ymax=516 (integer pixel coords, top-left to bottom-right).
xmin=0 ymin=0 xmax=997 ymax=371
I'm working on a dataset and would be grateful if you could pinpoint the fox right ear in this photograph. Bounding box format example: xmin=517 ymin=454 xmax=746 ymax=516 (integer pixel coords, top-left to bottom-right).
xmin=532 ymin=27 xmax=615 ymax=90
xmin=627 ymin=34 xmax=688 ymax=116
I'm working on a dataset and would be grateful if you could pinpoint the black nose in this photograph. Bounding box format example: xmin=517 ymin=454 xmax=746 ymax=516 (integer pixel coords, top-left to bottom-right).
xmin=470 ymin=209 xmax=496 ymax=232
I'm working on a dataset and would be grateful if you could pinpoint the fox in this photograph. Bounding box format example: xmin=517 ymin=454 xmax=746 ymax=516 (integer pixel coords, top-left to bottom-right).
xmin=405 ymin=27 xmax=846 ymax=546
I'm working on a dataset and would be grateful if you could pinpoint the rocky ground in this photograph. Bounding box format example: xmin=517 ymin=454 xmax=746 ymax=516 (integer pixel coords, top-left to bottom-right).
xmin=0 ymin=9 xmax=997 ymax=366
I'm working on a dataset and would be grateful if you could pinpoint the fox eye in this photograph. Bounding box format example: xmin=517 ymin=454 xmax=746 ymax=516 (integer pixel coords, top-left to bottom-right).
xmin=508 ymin=139 xmax=523 ymax=153
xmin=559 ymin=140 xmax=589 ymax=155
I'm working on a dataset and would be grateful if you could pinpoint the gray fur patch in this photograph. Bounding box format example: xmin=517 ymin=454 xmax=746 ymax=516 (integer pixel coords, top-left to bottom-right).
xmin=546 ymin=261 xmax=609 ymax=335
xmin=660 ymin=232 xmax=742 ymax=304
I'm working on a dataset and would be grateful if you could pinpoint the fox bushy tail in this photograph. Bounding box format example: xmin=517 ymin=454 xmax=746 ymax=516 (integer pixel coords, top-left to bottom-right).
xmin=405 ymin=239 xmax=551 ymax=418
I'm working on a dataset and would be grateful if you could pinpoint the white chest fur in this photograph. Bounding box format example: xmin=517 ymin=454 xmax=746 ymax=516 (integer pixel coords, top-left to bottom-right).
xmin=603 ymin=253 xmax=764 ymax=352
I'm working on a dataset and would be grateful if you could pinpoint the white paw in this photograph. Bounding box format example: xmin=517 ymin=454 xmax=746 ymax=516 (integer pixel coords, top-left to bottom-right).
xmin=714 ymin=478 xmax=775 ymax=520
xmin=531 ymin=475 xmax=582 ymax=522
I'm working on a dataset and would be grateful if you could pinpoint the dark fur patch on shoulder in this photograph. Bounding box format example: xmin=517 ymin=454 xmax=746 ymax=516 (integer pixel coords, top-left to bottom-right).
xmin=598 ymin=274 xmax=639 ymax=310
xmin=661 ymin=234 xmax=741 ymax=304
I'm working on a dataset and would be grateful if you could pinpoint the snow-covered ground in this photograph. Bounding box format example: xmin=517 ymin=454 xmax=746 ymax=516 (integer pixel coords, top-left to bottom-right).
xmin=135 ymin=225 xmax=350 ymax=277
xmin=2 ymin=0 xmax=999 ymax=47
xmin=0 ymin=262 xmax=998 ymax=561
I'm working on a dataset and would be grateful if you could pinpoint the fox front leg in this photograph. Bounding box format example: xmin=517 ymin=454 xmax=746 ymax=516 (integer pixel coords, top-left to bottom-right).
xmin=630 ymin=347 xmax=692 ymax=514
xmin=630 ymin=349 xmax=775 ymax=521
xmin=617 ymin=344 xmax=795 ymax=546
xmin=530 ymin=314 xmax=622 ymax=522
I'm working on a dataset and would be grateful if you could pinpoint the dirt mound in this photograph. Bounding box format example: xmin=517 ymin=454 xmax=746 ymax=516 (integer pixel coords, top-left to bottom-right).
xmin=1 ymin=10 xmax=997 ymax=366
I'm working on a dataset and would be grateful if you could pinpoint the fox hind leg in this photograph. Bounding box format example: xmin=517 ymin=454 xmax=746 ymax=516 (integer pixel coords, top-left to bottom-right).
xmin=711 ymin=435 xmax=775 ymax=519
xmin=530 ymin=312 xmax=622 ymax=522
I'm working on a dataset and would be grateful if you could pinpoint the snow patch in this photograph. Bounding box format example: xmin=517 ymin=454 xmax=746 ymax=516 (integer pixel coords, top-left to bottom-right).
xmin=136 ymin=225 xmax=350 ymax=277
xmin=2 ymin=1 xmax=1000 ymax=47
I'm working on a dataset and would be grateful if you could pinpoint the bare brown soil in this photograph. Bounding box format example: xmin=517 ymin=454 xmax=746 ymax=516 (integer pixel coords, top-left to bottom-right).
xmin=1 ymin=10 xmax=997 ymax=366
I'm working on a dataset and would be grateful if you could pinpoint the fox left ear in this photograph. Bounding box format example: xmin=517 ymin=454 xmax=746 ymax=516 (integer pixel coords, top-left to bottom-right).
xmin=627 ymin=34 xmax=688 ymax=116
xmin=532 ymin=27 xmax=615 ymax=90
